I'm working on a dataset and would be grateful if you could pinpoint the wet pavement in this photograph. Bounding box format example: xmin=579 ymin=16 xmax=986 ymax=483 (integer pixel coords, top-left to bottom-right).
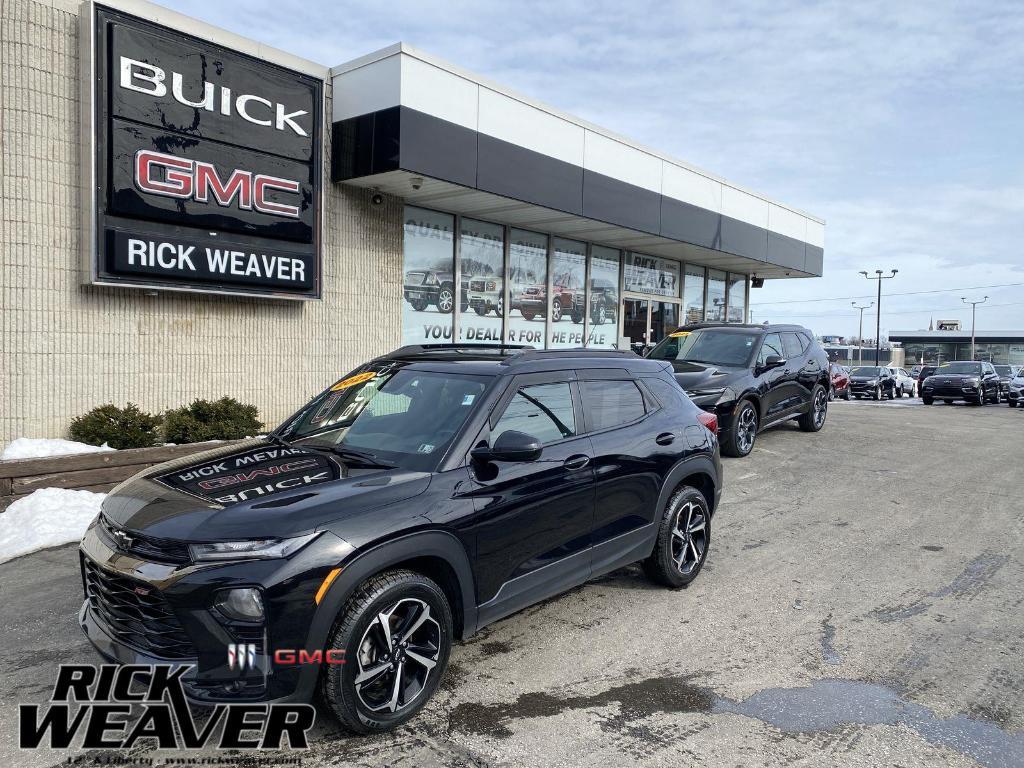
xmin=1 ymin=400 xmax=1022 ymax=766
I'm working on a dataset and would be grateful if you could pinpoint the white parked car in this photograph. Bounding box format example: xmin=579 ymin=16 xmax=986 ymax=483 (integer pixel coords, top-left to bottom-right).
xmin=892 ymin=367 xmax=917 ymax=397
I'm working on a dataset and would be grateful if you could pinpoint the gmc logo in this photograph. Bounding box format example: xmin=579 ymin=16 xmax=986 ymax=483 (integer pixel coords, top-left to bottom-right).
xmin=134 ymin=150 xmax=302 ymax=219
xmin=197 ymin=459 xmax=320 ymax=490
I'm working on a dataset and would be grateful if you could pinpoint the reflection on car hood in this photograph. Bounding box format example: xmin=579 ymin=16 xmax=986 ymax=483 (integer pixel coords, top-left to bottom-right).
xmin=669 ymin=360 xmax=744 ymax=391
xmin=100 ymin=440 xmax=430 ymax=542
xmin=927 ymin=373 xmax=976 ymax=381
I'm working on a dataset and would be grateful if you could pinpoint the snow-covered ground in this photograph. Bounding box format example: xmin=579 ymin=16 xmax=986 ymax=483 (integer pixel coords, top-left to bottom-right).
xmin=0 ymin=488 xmax=105 ymax=563
xmin=1 ymin=437 xmax=113 ymax=461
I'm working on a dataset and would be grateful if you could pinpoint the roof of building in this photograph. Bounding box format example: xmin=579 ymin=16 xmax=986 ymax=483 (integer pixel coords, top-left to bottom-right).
xmin=889 ymin=330 xmax=1024 ymax=341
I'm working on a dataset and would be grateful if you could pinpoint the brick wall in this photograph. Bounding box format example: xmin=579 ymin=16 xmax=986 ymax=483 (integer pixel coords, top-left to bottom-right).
xmin=0 ymin=0 xmax=404 ymax=444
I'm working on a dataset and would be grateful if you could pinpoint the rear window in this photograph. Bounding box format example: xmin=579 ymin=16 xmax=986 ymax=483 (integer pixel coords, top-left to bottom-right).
xmin=782 ymin=333 xmax=806 ymax=358
xmin=580 ymin=380 xmax=646 ymax=431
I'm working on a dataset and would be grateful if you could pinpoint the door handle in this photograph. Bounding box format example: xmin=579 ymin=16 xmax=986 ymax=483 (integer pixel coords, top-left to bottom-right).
xmin=563 ymin=454 xmax=590 ymax=471
xmin=655 ymin=432 xmax=675 ymax=445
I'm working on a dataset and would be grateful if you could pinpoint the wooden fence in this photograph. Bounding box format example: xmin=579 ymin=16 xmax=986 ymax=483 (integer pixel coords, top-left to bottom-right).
xmin=0 ymin=442 xmax=234 ymax=511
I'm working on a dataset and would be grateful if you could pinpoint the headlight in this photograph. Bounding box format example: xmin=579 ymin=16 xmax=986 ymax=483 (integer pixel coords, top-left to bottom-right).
xmin=486 ymin=281 xmax=497 ymax=291
xmin=964 ymin=377 xmax=980 ymax=386
xmin=214 ymin=588 xmax=264 ymax=621
xmin=189 ymin=531 xmax=321 ymax=562
xmin=716 ymin=387 xmax=737 ymax=405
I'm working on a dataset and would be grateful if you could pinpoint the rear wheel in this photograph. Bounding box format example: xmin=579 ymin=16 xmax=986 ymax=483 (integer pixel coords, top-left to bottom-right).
xmin=643 ymin=486 xmax=711 ymax=588
xmin=799 ymin=384 xmax=828 ymax=432
xmin=436 ymin=287 xmax=454 ymax=314
xmin=722 ymin=400 xmax=757 ymax=458
xmin=321 ymin=570 xmax=452 ymax=734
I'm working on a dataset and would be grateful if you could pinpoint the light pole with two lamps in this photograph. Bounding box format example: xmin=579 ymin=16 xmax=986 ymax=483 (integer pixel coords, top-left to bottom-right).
xmin=961 ymin=296 xmax=988 ymax=360
xmin=860 ymin=269 xmax=898 ymax=365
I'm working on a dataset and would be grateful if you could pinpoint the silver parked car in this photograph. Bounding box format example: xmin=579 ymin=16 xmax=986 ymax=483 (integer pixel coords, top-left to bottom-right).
xmin=892 ymin=367 xmax=917 ymax=397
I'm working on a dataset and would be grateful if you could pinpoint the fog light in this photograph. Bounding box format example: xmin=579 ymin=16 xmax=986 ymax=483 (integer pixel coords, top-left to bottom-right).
xmin=215 ymin=588 xmax=264 ymax=622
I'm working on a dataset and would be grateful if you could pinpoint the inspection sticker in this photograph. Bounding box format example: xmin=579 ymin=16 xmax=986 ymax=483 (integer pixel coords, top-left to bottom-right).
xmin=331 ymin=371 xmax=377 ymax=391
xmin=669 ymin=331 xmax=691 ymax=338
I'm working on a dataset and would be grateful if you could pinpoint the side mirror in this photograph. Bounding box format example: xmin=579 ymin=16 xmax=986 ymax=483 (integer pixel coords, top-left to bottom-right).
xmin=762 ymin=355 xmax=786 ymax=370
xmin=471 ymin=430 xmax=543 ymax=463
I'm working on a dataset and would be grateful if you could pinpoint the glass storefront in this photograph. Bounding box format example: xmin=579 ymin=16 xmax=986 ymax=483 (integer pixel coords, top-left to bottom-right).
xmin=548 ymin=238 xmax=587 ymax=349
xmin=506 ymin=228 xmax=548 ymax=347
xmin=706 ymin=269 xmax=727 ymax=322
xmin=459 ymin=218 xmax=504 ymax=344
xmin=727 ymin=273 xmax=747 ymax=323
xmin=401 ymin=207 xmax=455 ymax=346
xmin=902 ymin=341 xmax=1021 ymax=365
xmin=401 ymin=206 xmax=749 ymax=351
xmin=682 ymin=264 xmax=705 ymax=325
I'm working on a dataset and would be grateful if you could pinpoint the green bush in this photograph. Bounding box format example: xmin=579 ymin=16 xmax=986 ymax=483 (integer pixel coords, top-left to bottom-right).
xmin=69 ymin=403 xmax=161 ymax=449
xmin=162 ymin=397 xmax=262 ymax=444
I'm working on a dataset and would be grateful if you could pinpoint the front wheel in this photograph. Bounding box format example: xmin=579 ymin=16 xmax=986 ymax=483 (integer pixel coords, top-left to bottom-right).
xmin=842 ymin=388 xmax=851 ymax=401
xmin=643 ymin=486 xmax=711 ymax=588
xmin=321 ymin=570 xmax=453 ymax=734
xmin=436 ymin=287 xmax=455 ymax=314
xmin=799 ymin=384 xmax=828 ymax=432
xmin=873 ymin=385 xmax=881 ymax=401
xmin=521 ymin=311 xmax=536 ymax=321
xmin=722 ymin=400 xmax=757 ymax=458
xmin=923 ymin=396 xmax=934 ymax=405
xmin=550 ymin=298 xmax=562 ymax=322
xmin=473 ymin=305 xmax=488 ymax=317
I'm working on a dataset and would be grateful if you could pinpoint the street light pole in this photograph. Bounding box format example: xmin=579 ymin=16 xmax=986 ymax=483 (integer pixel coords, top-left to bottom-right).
xmin=961 ymin=296 xmax=988 ymax=359
xmin=852 ymin=301 xmax=874 ymax=366
xmin=860 ymin=269 xmax=898 ymax=365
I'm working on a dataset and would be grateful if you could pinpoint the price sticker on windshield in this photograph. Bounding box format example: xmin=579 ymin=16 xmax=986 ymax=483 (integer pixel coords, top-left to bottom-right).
xmin=669 ymin=331 xmax=691 ymax=338
xmin=331 ymin=371 xmax=377 ymax=391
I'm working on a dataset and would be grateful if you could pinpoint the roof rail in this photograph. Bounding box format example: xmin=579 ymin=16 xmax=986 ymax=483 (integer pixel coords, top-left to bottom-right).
xmin=503 ymin=348 xmax=641 ymax=365
xmin=387 ymin=343 xmax=535 ymax=357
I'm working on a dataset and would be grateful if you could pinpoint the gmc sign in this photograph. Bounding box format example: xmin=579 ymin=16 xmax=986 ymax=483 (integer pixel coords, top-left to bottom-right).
xmin=83 ymin=4 xmax=323 ymax=299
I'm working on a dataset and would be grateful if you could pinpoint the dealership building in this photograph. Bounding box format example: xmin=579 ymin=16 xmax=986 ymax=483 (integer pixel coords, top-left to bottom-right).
xmin=890 ymin=331 xmax=1024 ymax=366
xmin=0 ymin=0 xmax=825 ymax=444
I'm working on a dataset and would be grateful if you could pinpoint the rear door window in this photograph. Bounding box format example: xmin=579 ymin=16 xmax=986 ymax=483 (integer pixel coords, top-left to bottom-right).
xmin=580 ymin=380 xmax=646 ymax=431
xmin=757 ymin=333 xmax=785 ymax=366
xmin=781 ymin=332 xmax=805 ymax=359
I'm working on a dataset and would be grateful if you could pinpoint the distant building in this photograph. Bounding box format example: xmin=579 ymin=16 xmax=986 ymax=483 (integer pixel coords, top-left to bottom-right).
xmin=889 ymin=330 xmax=1024 ymax=365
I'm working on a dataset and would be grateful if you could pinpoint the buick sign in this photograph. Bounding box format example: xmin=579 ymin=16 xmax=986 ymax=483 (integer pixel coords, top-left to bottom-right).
xmin=83 ymin=4 xmax=323 ymax=299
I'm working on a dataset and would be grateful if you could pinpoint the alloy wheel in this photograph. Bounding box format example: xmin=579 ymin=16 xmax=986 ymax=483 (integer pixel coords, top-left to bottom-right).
xmin=354 ymin=598 xmax=441 ymax=714
xmin=736 ymin=405 xmax=757 ymax=454
xmin=437 ymin=289 xmax=453 ymax=313
xmin=551 ymin=299 xmax=562 ymax=322
xmin=670 ymin=499 xmax=707 ymax=575
xmin=813 ymin=387 xmax=827 ymax=428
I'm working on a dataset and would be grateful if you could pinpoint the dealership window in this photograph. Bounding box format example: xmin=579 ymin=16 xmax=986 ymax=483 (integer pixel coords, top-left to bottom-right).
xmin=706 ymin=269 xmax=726 ymax=321
xmin=549 ymin=238 xmax=587 ymax=349
xmin=623 ymin=253 xmax=680 ymax=297
xmin=587 ymin=246 xmax=621 ymax=349
xmin=402 ymin=207 xmax=455 ymax=346
xmin=682 ymin=265 xmax=705 ymax=325
xmin=506 ymin=229 xmax=548 ymax=347
xmin=727 ymin=274 xmax=747 ymax=323
xmin=459 ymin=218 xmax=504 ymax=344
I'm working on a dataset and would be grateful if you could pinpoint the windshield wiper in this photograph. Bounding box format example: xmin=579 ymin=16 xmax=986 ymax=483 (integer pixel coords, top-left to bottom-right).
xmin=305 ymin=444 xmax=395 ymax=469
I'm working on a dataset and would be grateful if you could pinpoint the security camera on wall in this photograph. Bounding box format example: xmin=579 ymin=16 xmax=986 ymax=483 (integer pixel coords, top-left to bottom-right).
xmin=410 ymin=176 xmax=424 ymax=191
xmin=371 ymin=192 xmax=384 ymax=206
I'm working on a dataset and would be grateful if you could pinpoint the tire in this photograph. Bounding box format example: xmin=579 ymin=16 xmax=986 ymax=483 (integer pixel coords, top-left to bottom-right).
xmin=570 ymin=310 xmax=584 ymax=324
xmin=550 ymin=298 xmax=562 ymax=323
xmin=592 ymin=305 xmax=607 ymax=326
xmin=923 ymin=396 xmax=934 ymax=405
xmin=473 ymin=305 xmax=488 ymax=317
xmin=643 ymin=486 xmax=711 ymax=588
xmin=873 ymin=385 xmax=881 ymax=401
xmin=828 ymin=385 xmax=835 ymax=402
xmin=436 ymin=286 xmax=455 ymax=314
xmin=843 ymin=389 xmax=851 ymax=401
xmin=321 ymin=569 xmax=453 ymax=734
xmin=521 ymin=311 xmax=536 ymax=321
xmin=495 ymin=298 xmax=503 ymax=317
xmin=722 ymin=400 xmax=758 ymax=458
xmin=799 ymin=384 xmax=828 ymax=432
xmin=408 ymin=298 xmax=428 ymax=312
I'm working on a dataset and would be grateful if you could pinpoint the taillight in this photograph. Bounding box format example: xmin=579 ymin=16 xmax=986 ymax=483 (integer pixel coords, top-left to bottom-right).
xmin=696 ymin=411 xmax=718 ymax=435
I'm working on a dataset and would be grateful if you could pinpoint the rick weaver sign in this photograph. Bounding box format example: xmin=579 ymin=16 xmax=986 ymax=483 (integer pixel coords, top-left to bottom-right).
xmin=83 ymin=4 xmax=323 ymax=298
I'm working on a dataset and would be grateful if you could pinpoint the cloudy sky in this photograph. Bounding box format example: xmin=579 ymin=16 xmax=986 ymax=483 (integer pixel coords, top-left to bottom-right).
xmin=173 ymin=0 xmax=1024 ymax=337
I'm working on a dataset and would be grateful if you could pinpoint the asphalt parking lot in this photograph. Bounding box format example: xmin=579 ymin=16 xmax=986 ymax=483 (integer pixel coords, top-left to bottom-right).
xmin=2 ymin=399 xmax=1022 ymax=767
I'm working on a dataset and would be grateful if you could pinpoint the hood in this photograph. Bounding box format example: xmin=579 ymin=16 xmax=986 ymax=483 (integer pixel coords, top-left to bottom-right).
xmin=100 ymin=440 xmax=430 ymax=542
xmin=928 ymin=373 xmax=977 ymax=381
xmin=669 ymin=360 xmax=744 ymax=392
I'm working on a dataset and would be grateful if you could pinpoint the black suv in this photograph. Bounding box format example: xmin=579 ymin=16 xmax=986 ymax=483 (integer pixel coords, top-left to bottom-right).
xmin=402 ymin=270 xmax=466 ymax=314
xmin=921 ymin=360 xmax=1002 ymax=405
xmin=645 ymin=323 xmax=830 ymax=458
xmin=848 ymin=365 xmax=898 ymax=400
xmin=79 ymin=345 xmax=722 ymax=733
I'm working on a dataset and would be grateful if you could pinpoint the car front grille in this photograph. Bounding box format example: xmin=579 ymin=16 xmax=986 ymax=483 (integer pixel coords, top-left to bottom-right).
xmin=83 ymin=556 xmax=196 ymax=659
xmin=470 ymin=279 xmax=487 ymax=291
xmin=99 ymin=516 xmax=191 ymax=565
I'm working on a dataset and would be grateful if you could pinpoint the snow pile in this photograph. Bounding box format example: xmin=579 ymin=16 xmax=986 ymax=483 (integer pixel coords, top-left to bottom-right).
xmin=0 ymin=488 xmax=106 ymax=563
xmin=1 ymin=438 xmax=114 ymax=461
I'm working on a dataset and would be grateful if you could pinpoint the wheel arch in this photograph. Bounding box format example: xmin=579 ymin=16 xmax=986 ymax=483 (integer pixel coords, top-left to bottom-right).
xmin=656 ymin=454 xmax=720 ymax=519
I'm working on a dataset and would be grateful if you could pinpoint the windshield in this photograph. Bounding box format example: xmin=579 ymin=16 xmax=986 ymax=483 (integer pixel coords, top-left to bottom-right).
xmin=937 ymin=362 xmax=982 ymax=375
xmin=920 ymin=367 xmax=936 ymax=378
xmin=994 ymin=366 xmax=1012 ymax=376
xmin=278 ymin=364 xmax=490 ymax=470
xmin=850 ymin=367 xmax=882 ymax=377
xmin=648 ymin=329 xmax=760 ymax=367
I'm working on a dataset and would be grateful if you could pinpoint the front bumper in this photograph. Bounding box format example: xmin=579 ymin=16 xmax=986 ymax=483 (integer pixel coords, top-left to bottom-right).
xmin=849 ymin=381 xmax=881 ymax=395
xmin=923 ymin=385 xmax=981 ymax=400
xmin=78 ymin=519 xmax=353 ymax=704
